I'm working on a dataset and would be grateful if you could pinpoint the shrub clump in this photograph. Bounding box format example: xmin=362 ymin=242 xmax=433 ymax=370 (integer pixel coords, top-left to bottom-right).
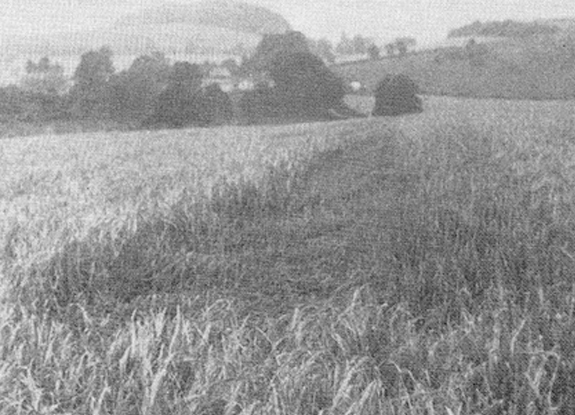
xmin=372 ymin=74 xmax=423 ymax=116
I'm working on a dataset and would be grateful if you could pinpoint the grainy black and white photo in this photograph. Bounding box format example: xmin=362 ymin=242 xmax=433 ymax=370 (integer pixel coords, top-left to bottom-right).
xmin=2 ymin=1 xmax=575 ymax=413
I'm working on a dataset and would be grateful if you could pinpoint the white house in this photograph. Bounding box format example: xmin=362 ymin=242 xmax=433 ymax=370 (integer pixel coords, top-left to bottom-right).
xmin=350 ymin=81 xmax=362 ymax=92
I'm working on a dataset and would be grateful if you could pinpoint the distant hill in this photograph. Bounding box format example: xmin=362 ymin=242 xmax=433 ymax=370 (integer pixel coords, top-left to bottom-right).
xmin=535 ymin=18 xmax=575 ymax=32
xmin=117 ymin=1 xmax=291 ymax=35
xmin=0 ymin=1 xmax=291 ymax=57
xmin=448 ymin=19 xmax=560 ymax=38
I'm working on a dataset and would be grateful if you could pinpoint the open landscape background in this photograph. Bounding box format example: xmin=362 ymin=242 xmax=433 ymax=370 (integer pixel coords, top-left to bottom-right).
xmin=3 ymin=1 xmax=575 ymax=414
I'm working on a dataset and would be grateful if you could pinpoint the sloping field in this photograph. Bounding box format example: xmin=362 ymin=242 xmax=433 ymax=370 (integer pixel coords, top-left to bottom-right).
xmin=3 ymin=97 xmax=575 ymax=413
xmin=334 ymin=44 xmax=575 ymax=100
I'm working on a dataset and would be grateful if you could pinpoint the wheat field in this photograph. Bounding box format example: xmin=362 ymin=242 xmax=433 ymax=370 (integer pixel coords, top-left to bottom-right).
xmin=2 ymin=96 xmax=575 ymax=414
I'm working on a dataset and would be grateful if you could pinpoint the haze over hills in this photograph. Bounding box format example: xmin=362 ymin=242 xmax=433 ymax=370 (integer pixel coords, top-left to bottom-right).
xmin=535 ymin=18 xmax=575 ymax=31
xmin=116 ymin=1 xmax=291 ymax=34
xmin=447 ymin=18 xmax=575 ymax=39
xmin=0 ymin=1 xmax=291 ymax=57
xmin=416 ymin=17 xmax=575 ymax=51
xmin=2 ymin=0 xmax=573 ymax=58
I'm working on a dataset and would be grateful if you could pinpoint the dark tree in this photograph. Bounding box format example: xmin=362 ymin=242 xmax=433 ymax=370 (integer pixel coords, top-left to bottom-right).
xmin=0 ymin=85 xmax=68 ymax=123
xmin=368 ymin=44 xmax=381 ymax=60
xmin=238 ymin=83 xmax=279 ymax=123
xmin=69 ymin=47 xmax=115 ymax=119
xmin=372 ymin=74 xmax=423 ymax=116
xmin=169 ymin=61 xmax=203 ymax=91
xmin=268 ymin=51 xmax=346 ymax=119
xmin=0 ymin=86 xmax=34 ymax=123
xmin=318 ymin=39 xmax=336 ymax=64
xmin=200 ymin=61 xmax=217 ymax=77
xmin=150 ymin=86 xmax=203 ymax=128
xmin=308 ymin=38 xmax=336 ymax=64
xmin=201 ymin=83 xmax=233 ymax=125
xmin=396 ymin=42 xmax=407 ymax=56
xmin=146 ymin=61 xmax=204 ymax=128
xmin=352 ymin=35 xmax=369 ymax=55
xmin=464 ymin=39 xmax=490 ymax=67
xmin=109 ymin=52 xmax=170 ymax=123
xmin=244 ymin=31 xmax=310 ymax=74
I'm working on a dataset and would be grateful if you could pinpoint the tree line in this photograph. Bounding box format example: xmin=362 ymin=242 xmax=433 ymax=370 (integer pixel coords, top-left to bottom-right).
xmin=0 ymin=30 xmax=425 ymax=134
xmin=308 ymin=33 xmax=417 ymax=62
xmin=0 ymin=32 xmax=360 ymax=130
xmin=448 ymin=20 xmax=560 ymax=39
xmin=0 ymin=48 xmax=237 ymax=129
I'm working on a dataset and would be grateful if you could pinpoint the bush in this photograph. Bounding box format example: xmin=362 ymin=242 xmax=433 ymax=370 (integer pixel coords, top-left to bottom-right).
xmin=268 ymin=52 xmax=346 ymax=119
xmin=367 ymin=44 xmax=381 ymax=60
xmin=372 ymin=74 xmax=423 ymax=116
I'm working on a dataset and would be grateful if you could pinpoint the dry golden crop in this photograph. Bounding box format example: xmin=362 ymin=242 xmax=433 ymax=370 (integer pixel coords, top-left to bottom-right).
xmin=3 ymin=96 xmax=575 ymax=414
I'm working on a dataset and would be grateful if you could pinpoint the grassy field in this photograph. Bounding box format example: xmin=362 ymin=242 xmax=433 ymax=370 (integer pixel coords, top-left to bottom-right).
xmin=333 ymin=42 xmax=575 ymax=100
xmin=2 ymin=96 xmax=575 ymax=414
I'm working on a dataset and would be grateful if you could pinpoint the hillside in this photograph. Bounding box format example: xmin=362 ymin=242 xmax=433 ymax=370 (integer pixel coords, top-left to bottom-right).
xmin=334 ymin=31 xmax=575 ymax=101
xmin=0 ymin=1 xmax=291 ymax=57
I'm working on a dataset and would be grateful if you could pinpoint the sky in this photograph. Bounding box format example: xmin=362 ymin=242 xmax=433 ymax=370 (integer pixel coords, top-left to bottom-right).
xmin=2 ymin=0 xmax=575 ymax=47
